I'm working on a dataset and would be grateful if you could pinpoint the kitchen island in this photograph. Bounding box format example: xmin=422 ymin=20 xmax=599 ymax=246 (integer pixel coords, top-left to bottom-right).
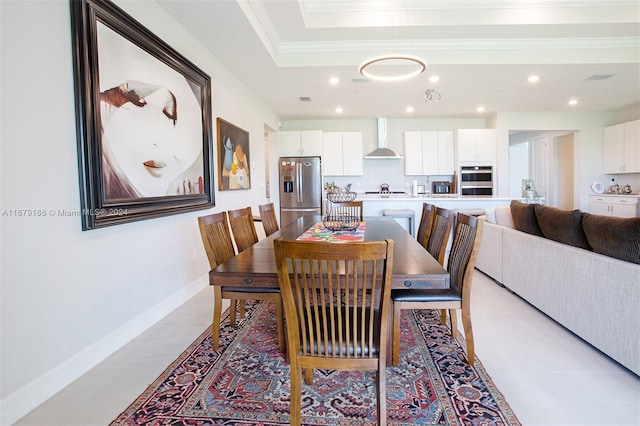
xmin=355 ymin=194 xmax=514 ymax=234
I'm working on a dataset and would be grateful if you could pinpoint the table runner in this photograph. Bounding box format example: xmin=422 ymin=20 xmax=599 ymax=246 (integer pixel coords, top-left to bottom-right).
xmin=296 ymin=221 xmax=365 ymax=242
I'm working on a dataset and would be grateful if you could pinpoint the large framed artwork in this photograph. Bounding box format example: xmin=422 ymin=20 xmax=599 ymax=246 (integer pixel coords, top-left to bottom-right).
xmin=70 ymin=0 xmax=214 ymax=230
xmin=217 ymin=118 xmax=251 ymax=191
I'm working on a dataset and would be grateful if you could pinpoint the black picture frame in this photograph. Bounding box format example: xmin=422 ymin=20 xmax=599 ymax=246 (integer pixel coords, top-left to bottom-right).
xmin=217 ymin=118 xmax=252 ymax=191
xmin=70 ymin=0 xmax=214 ymax=230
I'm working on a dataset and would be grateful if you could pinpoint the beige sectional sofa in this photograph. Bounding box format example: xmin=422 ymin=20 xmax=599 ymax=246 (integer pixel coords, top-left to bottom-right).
xmin=476 ymin=202 xmax=640 ymax=376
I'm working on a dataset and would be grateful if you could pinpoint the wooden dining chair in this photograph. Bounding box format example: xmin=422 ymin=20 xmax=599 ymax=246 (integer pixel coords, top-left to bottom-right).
xmin=410 ymin=206 xmax=453 ymax=336
xmin=274 ymin=238 xmax=395 ymax=426
xmin=227 ymin=206 xmax=261 ymax=318
xmin=258 ymin=202 xmax=279 ymax=237
xmin=416 ymin=202 xmax=435 ymax=249
xmin=331 ymin=200 xmax=363 ymax=221
xmin=425 ymin=206 xmax=453 ymax=266
xmin=198 ymin=211 xmax=285 ymax=353
xmin=391 ymin=213 xmax=484 ymax=366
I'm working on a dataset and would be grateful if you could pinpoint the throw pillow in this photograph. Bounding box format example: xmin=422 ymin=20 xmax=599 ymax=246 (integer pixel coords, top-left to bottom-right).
xmin=510 ymin=200 xmax=543 ymax=236
xmin=582 ymin=213 xmax=640 ymax=264
xmin=534 ymin=205 xmax=591 ymax=250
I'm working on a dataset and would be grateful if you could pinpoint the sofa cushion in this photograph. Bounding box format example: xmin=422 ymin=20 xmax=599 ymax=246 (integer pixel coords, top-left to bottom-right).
xmin=510 ymin=201 xmax=543 ymax=236
xmin=582 ymin=214 xmax=640 ymax=264
xmin=534 ymin=204 xmax=592 ymax=250
xmin=495 ymin=205 xmax=515 ymax=228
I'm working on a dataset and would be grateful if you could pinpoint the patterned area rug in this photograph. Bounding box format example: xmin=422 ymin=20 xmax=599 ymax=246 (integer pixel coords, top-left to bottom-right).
xmin=111 ymin=301 xmax=521 ymax=425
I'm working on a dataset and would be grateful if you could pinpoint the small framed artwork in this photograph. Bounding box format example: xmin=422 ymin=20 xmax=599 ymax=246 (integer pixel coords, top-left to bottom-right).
xmin=217 ymin=118 xmax=251 ymax=191
xmin=70 ymin=0 xmax=214 ymax=230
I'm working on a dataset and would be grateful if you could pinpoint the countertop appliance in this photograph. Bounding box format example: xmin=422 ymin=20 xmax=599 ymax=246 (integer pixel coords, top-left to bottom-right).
xmin=432 ymin=181 xmax=451 ymax=194
xmin=279 ymin=157 xmax=322 ymax=227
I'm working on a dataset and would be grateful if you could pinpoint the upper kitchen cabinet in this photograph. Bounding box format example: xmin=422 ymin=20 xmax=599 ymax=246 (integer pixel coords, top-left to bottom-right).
xmin=280 ymin=130 xmax=323 ymax=157
xmin=456 ymin=129 xmax=496 ymax=163
xmin=603 ymin=119 xmax=640 ymax=174
xmin=323 ymin=131 xmax=363 ymax=176
xmin=404 ymin=131 xmax=454 ymax=175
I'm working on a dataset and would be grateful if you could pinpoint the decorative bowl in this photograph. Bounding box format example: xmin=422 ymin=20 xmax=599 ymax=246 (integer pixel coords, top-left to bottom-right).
xmin=323 ymin=215 xmax=360 ymax=231
xmin=326 ymin=191 xmax=357 ymax=203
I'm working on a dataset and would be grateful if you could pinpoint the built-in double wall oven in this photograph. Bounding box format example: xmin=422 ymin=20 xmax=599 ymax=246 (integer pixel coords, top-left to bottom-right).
xmin=459 ymin=165 xmax=494 ymax=196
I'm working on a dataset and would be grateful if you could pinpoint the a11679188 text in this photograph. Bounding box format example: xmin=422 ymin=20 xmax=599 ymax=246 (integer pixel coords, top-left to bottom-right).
xmin=2 ymin=208 xmax=129 ymax=217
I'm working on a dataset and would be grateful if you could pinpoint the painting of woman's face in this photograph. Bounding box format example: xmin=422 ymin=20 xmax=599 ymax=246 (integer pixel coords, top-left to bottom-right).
xmin=98 ymin=24 xmax=204 ymax=199
xmin=71 ymin=0 xmax=213 ymax=229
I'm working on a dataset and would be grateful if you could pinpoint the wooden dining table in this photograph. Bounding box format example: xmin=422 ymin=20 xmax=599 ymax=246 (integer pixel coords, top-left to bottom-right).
xmin=209 ymin=215 xmax=449 ymax=291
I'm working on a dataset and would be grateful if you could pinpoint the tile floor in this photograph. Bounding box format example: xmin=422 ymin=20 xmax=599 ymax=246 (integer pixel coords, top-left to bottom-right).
xmin=15 ymin=271 xmax=640 ymax=425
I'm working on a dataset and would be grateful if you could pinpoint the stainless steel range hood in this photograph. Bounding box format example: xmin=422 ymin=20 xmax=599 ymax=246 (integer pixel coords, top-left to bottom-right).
xmin=364 ymin=118 xmax=403 ymax=159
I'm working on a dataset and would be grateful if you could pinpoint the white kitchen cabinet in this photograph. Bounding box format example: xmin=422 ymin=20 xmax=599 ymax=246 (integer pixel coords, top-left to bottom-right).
xmin=456 ymin=129 xmax=496 ymax=163
xmin=590 ymin=195 xmax=639 ymax=218
xmin=322 ymin=132 xmax=363 ymax=176
xmin=404 ymin=131 xmax=454 ymax=175
xmin=603 ymin=119 xmax=640 ymax=174
xmin=280 ymin=130 xmax=323 ymax=157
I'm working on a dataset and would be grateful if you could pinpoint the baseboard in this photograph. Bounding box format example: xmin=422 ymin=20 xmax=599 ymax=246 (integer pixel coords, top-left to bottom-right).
xmin=0 ymin=275 xmax=209 ymax=426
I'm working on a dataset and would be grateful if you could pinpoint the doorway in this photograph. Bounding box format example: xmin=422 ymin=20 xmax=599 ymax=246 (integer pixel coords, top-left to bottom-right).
xmin=509 ymin=130 xmax=576 ymax=208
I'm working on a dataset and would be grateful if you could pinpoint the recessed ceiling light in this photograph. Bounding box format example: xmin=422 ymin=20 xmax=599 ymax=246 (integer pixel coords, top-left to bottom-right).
xmin=428 ymin=75 xmax=439 ymax=83
xmin=329 ymin=77 xmax=339 ymax=85
xmin=406 ymin=106 xmax=414 ymax=113
xmin=335 ymin=106 xmax=343 ymax=113
xmin=568 ymin=99 xmax=578 ymax=106
xmin=476 ymin=106 xmax=485 ymax=112
xmin=528 ymin=75 xmax=540 ymax=83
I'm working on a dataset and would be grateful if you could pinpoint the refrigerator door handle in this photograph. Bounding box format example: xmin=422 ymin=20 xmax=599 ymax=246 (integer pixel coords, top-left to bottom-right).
xmin=296 ymin=162 xmax=304 ymax=203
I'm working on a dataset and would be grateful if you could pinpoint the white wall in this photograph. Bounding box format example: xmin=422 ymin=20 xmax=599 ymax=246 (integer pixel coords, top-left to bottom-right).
xmin=0 ymin=1 xmax=279 ymax=423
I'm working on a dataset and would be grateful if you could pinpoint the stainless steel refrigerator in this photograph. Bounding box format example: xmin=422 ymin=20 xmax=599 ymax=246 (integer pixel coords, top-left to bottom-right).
xmin=279 ymin=157 xmax=322 ymax=228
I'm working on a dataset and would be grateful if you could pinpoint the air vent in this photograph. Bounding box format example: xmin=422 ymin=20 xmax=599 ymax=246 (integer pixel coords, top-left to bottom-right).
xmin=299 ymin=96 xmax=311 ymax=102
xmin=586 ymin=73 xmax=616 ymax=81
xmin=351 ymin=77 xmax=369 ymax=83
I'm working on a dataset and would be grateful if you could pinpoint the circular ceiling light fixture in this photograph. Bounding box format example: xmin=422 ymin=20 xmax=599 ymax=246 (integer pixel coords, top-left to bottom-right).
xmin=359 ymin=55 xmax=427 ymax=82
